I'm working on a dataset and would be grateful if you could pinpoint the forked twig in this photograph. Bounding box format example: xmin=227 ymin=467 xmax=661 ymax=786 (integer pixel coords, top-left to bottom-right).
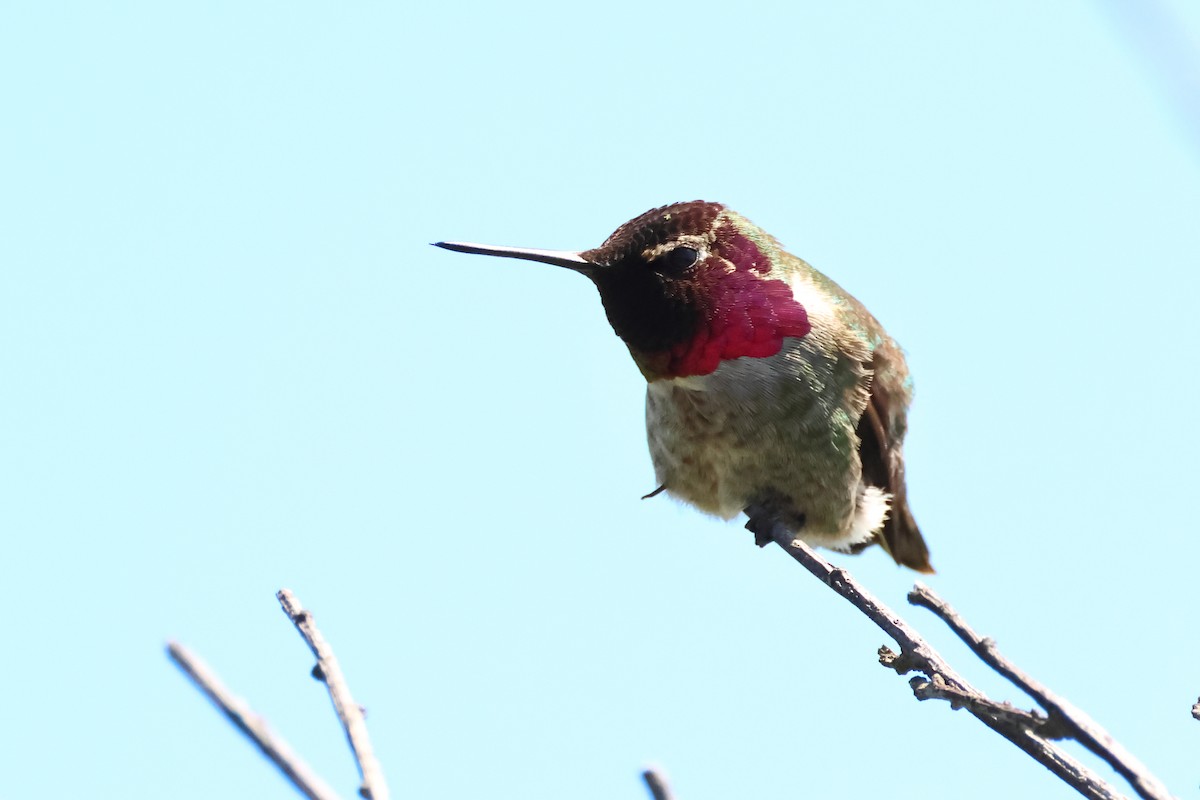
xmin=746 ymin=513 xmax=1162 ymax=800
xmin=909 ymin=584 xmax=1174 ymax=800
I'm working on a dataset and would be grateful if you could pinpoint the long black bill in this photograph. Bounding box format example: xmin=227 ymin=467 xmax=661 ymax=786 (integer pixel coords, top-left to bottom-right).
xmin=433 ymin=241 xmax=592 ymax=271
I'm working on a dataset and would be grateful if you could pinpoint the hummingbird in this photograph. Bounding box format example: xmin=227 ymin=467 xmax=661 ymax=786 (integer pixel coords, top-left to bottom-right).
xmin=435 ymin=201 xmax=932 ymax=572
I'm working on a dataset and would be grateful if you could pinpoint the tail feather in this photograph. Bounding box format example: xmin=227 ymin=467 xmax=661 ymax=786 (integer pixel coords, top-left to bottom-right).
xmin=879 ymin=499 xmax=934 ymax=573
xmin=855 ymin=368 xmax=933 ymax=574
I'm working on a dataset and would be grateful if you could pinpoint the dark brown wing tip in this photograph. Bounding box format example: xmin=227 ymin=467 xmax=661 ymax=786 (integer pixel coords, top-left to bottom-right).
xmin=888 ymin=542 xmax=935 ymax=574
xmin=890 ymin=538 xmax=935 ymax=574
xmin=880 ymin=511 xmax=935 ymax=574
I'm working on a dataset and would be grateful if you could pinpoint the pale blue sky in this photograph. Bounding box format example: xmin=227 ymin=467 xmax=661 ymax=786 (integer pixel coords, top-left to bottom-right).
xmin=3 ymin=2 xmax=1200 ymax=798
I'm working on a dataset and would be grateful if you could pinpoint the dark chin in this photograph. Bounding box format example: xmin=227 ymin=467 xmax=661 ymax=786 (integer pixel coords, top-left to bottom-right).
xmin=591 ymin=269 xmax=699 ymax=355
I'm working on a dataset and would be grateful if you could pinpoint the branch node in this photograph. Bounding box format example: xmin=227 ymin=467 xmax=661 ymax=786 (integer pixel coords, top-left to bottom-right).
xmin=877 ymin=644 xmax=922 ymax=676
xmin=826 ymin=566 xmax=850 ymax=589
xmin=877 ymin=644 xmax=899 ymax=669
xmin=908 ymin=675 xmax=933 ymax=699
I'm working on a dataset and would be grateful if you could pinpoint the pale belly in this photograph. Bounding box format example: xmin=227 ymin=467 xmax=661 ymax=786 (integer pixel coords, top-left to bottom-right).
xmin=643 ymin=347 xmax=885 ymax=550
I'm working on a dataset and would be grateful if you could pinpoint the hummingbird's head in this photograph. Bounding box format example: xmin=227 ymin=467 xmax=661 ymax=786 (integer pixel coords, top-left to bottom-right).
xmin=436 ymin=201 xmax=812 ymax=381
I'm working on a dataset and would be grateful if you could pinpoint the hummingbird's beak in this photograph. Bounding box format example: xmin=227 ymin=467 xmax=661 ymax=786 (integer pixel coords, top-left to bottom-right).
xmin=433 ymin=241 xmax=593 ymax=272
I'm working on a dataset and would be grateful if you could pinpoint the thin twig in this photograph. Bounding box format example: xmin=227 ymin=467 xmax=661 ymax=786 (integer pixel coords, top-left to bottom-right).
xmin=909 ymin=584 xmax=1176 ymax=800
xmin=277 ymin=589 xmax=390 ymax=800
xmin=166 ymin=640 xmax=344 ymax=800
xmin=746 ymin=514 xmax=1131 ymax=800
xmin=906 ymin=670 xmax=1067 ymax=738
xmin=641 ymin=768 xmax=675 ymax=800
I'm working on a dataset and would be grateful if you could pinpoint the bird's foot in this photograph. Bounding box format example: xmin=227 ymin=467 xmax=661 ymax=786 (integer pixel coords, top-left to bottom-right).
xmin=751 ymin=525 xmax=774 ymax=548
xmin=744 ymin=503 xmax=804 ymax=549
xmin=641 ymin=484 xmax=666 ymax=500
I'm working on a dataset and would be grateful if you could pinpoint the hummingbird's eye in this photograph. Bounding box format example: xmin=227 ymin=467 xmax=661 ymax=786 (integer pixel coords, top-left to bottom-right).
xmin=658 ymin=246 xmax=699 ymax=274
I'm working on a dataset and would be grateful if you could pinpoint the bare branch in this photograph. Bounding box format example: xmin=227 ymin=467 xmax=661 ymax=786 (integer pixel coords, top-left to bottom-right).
xmin=641 ymin=768 xmax=675 ymax=800
xmin=277 ymin=589 xmax=390 ymax=800
xmin=903 ymin=667 xmax=1064 ymax=737
xmin=745 ymin=513 xmax=1136 ymax=800
xmin=909 ymin=583 xmax=1176 ymax=800
xmin=166 ymin=640 xmax=344 ymax=800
